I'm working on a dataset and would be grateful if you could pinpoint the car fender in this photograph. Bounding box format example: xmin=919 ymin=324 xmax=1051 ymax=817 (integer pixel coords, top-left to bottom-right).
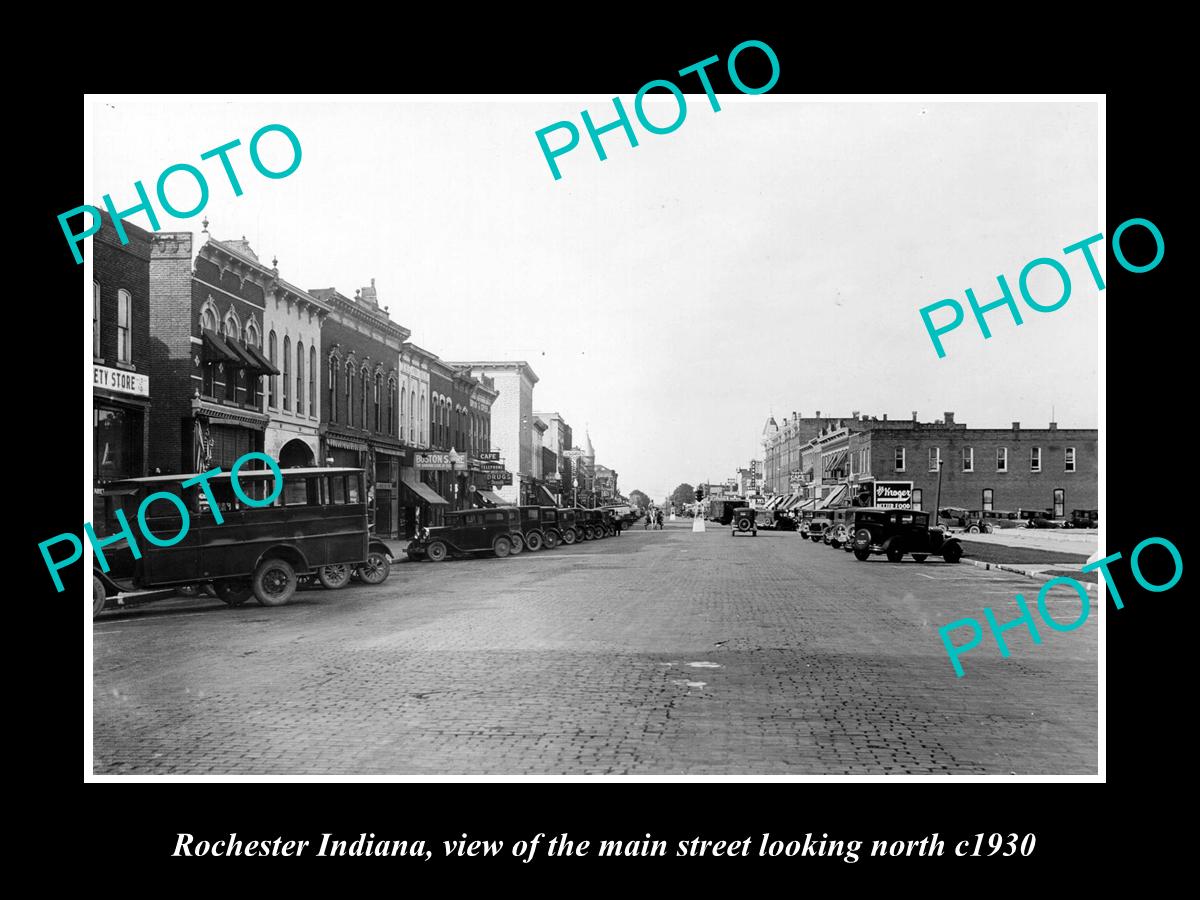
xmin=940 ymin=536 xmax=962 ymax=550
xmin=254 ymin=544 xmax=310 ymax=574
xmin=368 ymin=538 xmax=393 ymax=560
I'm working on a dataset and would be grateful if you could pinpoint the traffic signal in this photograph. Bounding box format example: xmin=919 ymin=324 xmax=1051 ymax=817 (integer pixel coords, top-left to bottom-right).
xmin=694 ymin=487 xmax=704 ymax=501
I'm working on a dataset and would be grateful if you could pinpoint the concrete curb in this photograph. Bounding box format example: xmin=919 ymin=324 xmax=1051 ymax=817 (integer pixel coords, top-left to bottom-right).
xmin=963 ymin=557 xmax=1098 ymax=592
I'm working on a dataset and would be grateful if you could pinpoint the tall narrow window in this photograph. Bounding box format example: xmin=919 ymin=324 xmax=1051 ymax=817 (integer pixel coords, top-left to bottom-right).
xmin=400 ymin=386 xmax=407 ymax=439
xmin=328 ymin=357 xmax=337 ymax=421
xmin=928 ymin=447 xmax=941 ymax=471
xmin=116 ymin=289 xmax=131 ymax=363
xmin=982 ymin=488 xmax=994 ymax=511
xmin=309 ymin=347 xmax=316 ymax=417
xmin=93 ymin=282 xmax=101 ymax=358
xmin=962 ymin=447 xmax=974 ymax=472
xmin=268 ymin=331 xmax=278 ymax=407
xmin=1065 ymin=447 xmax=1076 ymax=472
xmin=374 ymin=374 xmax=381 ymax=432
xmin=410 ymin=393 xmax=416 ymax=442
xmin=420 ymin=392 xmax=426 ymax=443
xmin=388 ymin=380 xmax=395 ymax=435
xmin=997 ymin=447 xmax=1008 ymax=472
xmin=296 ymin=341 xmax=304 ymax=415
xmin=1053 ymin=488 xmax=1065 ymax=517
xmin=912 ymin=488 xmax=923 ymax=510
xmin=360 ymin=369 xmax=368 ymax=428
xmin=345 ymin=362 xmax=353 ymax=425
xmin=282 ymin=336 xmax=291 ymax=411
xmin=1030 ymin=447 xmax=1042 ymax=472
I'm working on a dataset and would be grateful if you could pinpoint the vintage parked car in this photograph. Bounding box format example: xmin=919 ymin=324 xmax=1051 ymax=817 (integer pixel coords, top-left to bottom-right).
xmin=538 ymin=506 xmax=567 ymax=548
xmin=981 ymin=510 xmax=1022 ymax=530
xmin=406 ymin=508 xmax=515 ymax=561
xmin=1065 ymin=509 xmax=1098 ymax=529
xmin=962 ymin=510 xmax=995 ymax=534
xmin=824 ymin=508 xmax=856 ymax=548
xmin=579 ymin=508 xmax=611 ymax=539
xmin=807 ymin=513 xmax=831 ymax=542
xmin=513 ymin=505 xmax=552 ymax=551
xmin=937 ymin=506 xmax=972 ymax=531
xmin=848 ymin=507 xmax=963 ymax=563
xmin=1024 ymin=511 xmax=1062 ymax=529
xmin=92 ymin=467 xmax=392 ymax=616
xmin=730 ymin=507 xmax=757 ymax=536
xmin=554 ymin=507 xmax=582 ymax=544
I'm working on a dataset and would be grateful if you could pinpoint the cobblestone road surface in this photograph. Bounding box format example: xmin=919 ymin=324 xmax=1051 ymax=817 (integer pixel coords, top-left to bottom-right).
xmin=92 ymin=522 xmax=1098 ymax=775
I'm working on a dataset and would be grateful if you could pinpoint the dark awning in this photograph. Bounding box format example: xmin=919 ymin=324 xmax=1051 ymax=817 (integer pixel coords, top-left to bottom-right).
xmin=537 ymin=484 xmax=558 ymax=506
xmin=201 ymin=328 xmax=241 ymax=364
xmin=401 ymin=478 xmax=448 ymax=506
xmin=477 ymin=490 xmax=511 ymax=507
xmin=243 ymin=342 xmax=281 ymax=375
xmin=226 ymin=338 xmax=264 ymax=373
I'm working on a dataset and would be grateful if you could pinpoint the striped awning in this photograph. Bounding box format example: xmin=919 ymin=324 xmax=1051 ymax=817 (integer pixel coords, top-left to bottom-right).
xmin=326 ymin=435 xmax=368 ymax=452
xmin=815 ymin=483 xmax=848 ymax=509
xmin=824 ymin=449 xmax=848 ymax=471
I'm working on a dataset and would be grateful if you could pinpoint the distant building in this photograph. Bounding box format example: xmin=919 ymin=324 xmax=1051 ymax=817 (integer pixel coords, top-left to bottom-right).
xmin=448 ymin=361 xmax=538 ymax=506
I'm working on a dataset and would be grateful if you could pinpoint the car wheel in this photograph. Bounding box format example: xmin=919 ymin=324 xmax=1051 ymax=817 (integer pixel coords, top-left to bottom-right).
xmin=492 ymin=535 xmax=511 ymax=558
xmin=252 ymin=558 xmax=297 ymax=607
xmin=317 ymin=563 xmax=352 ymax=590
xmin=582 ymin=527 xmax=593 ymax=541
xmin=544 ymin=531 xmax=559 ymax=549
xmin=967 ymin=525 xmax=980 ymax=534
xmin=357 ymin=551 xmax=391 ymax=585
xmin=737 ymin=516 xmax=752 ymax=532
xmin=509 ymin=534 xmax=524 ymax=554
xmin=426 ymin=541 xmax=448 ymax=563
xmin=214 ymin=579 xmax=252 ymax=606
xmin=93 ymin=574 xmax=106 ymax=618
xmin=562 ymin=528 xmax=577 ymax=545
xmin=943 ymin=543 xmax=963 ymax=564
xmin=886 ymin=548 xmax=904 ymax=563
xmin=912 ymin=554 xmax=929 ymax=563
xmin=525 ymin=531 xmax=543 ymax=551
xmin=853 ymin=549 xmax=871 ymax=562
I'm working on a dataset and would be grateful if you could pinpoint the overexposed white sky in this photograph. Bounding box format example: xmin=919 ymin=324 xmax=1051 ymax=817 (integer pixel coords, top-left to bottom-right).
xmin=91 ymin=98 xmax=1099 ymax=502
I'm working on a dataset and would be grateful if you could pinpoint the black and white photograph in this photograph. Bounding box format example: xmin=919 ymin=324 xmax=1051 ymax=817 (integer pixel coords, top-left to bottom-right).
xmin=82 ymin=92 xmax=1103 ymax=779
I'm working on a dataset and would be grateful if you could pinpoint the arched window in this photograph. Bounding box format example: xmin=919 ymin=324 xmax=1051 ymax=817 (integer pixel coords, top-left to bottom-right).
xmin=296 ymin=341 xmax=304 ymax=415
xmin=360 ymin=368 xmax=368 ymax=429
xmin=345 ymin=361 xmax=354 ymax=425
xmin=328 ymin=355 xmax=338 ymax=422
xmin=388 ymin=379 xmax=396 ymax=436
xmin=268 ymin=331 xmax=278 ymax=408
xmin=282 ymin=336 xmax=291 ymax=411
xmin=117 ymin=289 xmax=132 ymax=363
xmin=245 ymin=320 xmax=259 ymax=348
xmin=201 ymin=304 xmax=218 ymax=333
xmin=374 ymin=373 xmax=382 ymax=432
xmin=419 ymin=391 xmax=426 ymax=444
xmin=223 ymin=309 xmax=239 ymax=342
xmin=93 ymin=281 xmax=101 ymax=359
xmin=409 ymin=391 xmax=415 ymax=443
xmin=400 ymin=385 xmax=406 ymax=439
xmin=309 ymin=346 xmax=316 ymax=417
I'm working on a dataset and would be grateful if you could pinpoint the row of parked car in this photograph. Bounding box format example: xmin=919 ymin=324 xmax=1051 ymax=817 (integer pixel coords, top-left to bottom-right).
xmin=800 ymin=506 xmax=964 ymax=563
xmin=406 ymin=505 xmax=629 ymax=561
xmin=936 ymin=507 xmax=1098 ymax=532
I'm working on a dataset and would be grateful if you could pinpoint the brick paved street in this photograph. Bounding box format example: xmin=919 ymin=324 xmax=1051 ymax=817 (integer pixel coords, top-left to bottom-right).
xmin=92 ymin=522 xmax=1098 ymax=775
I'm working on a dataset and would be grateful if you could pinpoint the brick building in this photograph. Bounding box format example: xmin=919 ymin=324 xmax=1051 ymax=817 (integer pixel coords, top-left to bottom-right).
xmin=311 ymin=281 xmax=411 ymax=538
xmin=93 ymin=212 xmax=153 ymax=523
xmin=535 ymin=411 xmax=574 ymax=505
xmin=146 ymin=231 xmax=284 ymax=475
xmin=788 ymin=411 xmax=1097 ymax=517
xmin=761 ymin=411 xmax=854 ymax=495
xmin=449 ymin=361 xmax=538 ymax=506
xmin=396 ymin=343 xmax=442 ymax=535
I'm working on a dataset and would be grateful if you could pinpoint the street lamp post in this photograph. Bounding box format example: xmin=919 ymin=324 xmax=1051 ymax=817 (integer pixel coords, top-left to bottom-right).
xmin=573 ymin=477 xmax=578 ymax=508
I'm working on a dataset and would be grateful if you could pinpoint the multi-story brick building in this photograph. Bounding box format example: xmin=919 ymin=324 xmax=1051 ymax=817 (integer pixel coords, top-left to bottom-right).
xmin=311 ymin=281 xmax=410 ymax=537
xmin=448 ymin=361 xmax=538 ymax=506
xmin=147 ymin=230 xmax=288 ymax=475
xmin=788 ymin=411 xmax=1097 ymax=517
xmin=761 ymin=411 xmax=854 ymax=495
xmin=535 ymin=411 xmax=574 ymax=505
xmin=93 ymin=211 xmax=153 ymax=522
xmin=594 ymin=463 xmax=619 ymax=503
xmin=396 ymin=343 xmax=442 ymax=535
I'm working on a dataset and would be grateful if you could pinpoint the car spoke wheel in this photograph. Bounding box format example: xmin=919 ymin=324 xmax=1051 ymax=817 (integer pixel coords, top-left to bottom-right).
xmin=317 ymin=563 xmax=352 ymax=590
xmin=493 ymin=536 xmax=511 ymax=558
xmin=968 ymin=525 xmax=980 ymax=534
xmin=509 ymin=534 xmax=524 ymax=554
xmin=93 ymin=575 xmax=106 ymax=618
xmin=426 ymin=541 xmax=448 ymax=563
xmin=252 ymin=559 xmax=297 ymax=607
xmin=358 ymin=550 xmax=391 ymax=585
xmin=525 ymin=532 xmax=543 ymax=551
xmin=562 ymin=529 xmax=576 ymax=545
xmin=214 ymin=579 xmax=252 ymax=606
xmin=544 ymin=531 xmax=559 ymax=549
xmin=737 ymin=516 xmax=752 ymax=531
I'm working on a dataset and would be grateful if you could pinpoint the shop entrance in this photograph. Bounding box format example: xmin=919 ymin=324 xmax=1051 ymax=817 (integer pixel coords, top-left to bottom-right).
xmin=279 ymin=438 xmax=315 ymax=468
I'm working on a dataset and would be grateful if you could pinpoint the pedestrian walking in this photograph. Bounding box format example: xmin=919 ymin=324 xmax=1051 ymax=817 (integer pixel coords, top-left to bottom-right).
xmin=656 ymin=509 xmax=664 ymax=529
xmin=644 ymin=508 xmax=652 ymax=530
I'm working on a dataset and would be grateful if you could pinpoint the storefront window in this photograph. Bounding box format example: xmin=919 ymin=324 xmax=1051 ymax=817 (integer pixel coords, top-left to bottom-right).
xmin=94 ymin=407 xmax=141 ymax=481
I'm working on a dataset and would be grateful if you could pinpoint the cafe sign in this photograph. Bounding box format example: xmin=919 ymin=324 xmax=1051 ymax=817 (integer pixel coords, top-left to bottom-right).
xmin=477 ymin=451 xmax=501 ymax=461
xmin=93 ymin=364 xmax=149 ymax=398
xmin=415 ymin=452 xmax=452 ymax=471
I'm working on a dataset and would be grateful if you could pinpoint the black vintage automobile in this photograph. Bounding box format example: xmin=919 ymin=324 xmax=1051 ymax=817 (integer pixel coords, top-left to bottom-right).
xmin=537 ymin=507 xmax=566 ymax=548
xmin=92 ymin=467 xmax=392 ymax=616
xmin=806 ymin=512 xmax=831 ymax=543
xmin=847 ymin=507 xmax=963 ymax=563
xmin=1065 ymin=508 xmax=1098 ymax=529
xmin=730 ymin=507 xmax=757 ymax=537
xmin=513 ymin=505 xmax=553 ymax=551
xmin=553 ymin=507 xmax=581 ymax=545
xmin=579 ymin=508 xmax=609 ymax=540
xmin=406 ymin=508 xmax=515 ymax=561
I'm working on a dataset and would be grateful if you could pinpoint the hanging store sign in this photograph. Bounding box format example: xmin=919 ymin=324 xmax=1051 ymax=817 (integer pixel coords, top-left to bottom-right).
xmin=477 ymin=451 xmax=501 ymax=461
xmin=414 ymin=452 xmax=453 ymax=470
xmin=488 ymin=471 xmax=513 ymax=485
xmin=873 ymin=481 xmax=914 ymax=509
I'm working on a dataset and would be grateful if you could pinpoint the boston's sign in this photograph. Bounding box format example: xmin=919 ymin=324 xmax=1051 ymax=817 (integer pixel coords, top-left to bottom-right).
xmin=93 ymin=364 xmax=149 ymax=398
xmin=414 ymin=452 xmax=452 ymax=471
